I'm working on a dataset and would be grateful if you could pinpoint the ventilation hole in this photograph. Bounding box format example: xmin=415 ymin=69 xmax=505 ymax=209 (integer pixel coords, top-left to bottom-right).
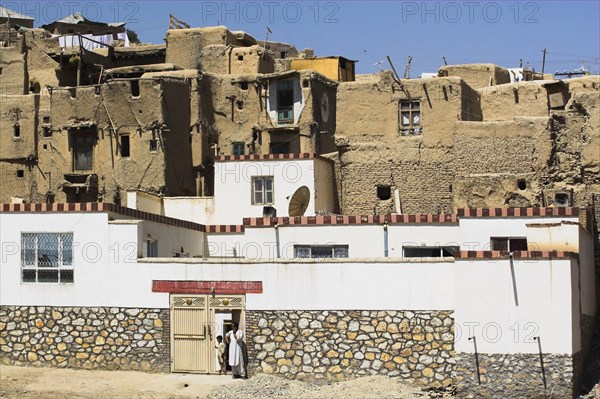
xmin=237 ymin=55 xmax=244 ymax=61
xmin=517 ymin=179 xmax=526 ymax=190
xmin=43 ymin=116 xmax=51 ymax=124
xmin=554 ymin=193 xmax=569 ymax=206
xmin=240 ymin=82 xmax=248 ymax=90
xmin=303 ymin=79 xmax=310 ymax=88
xmin=16 ymin=170 xmax=24 ymax=177
xmin=149 ymin=139 xmax=158 ymax=152
xmin=377 ymin=185 xmax=392 ymax=200
xmin=43 ymin=144 xmax=48 ymax=149
xmin=13 ymin=124 xmax=20 ymax=138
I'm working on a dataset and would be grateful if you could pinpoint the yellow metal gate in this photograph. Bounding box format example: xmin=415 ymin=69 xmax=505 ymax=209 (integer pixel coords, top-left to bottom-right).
xmin=170 ymin=295 xmax=209 ymax=373
xmin=171 ymin=294 xmax=245 ymax=374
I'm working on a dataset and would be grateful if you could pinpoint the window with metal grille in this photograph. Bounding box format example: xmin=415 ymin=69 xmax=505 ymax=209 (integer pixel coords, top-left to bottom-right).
xmin=21 ymin=233 xmax=74 ymax=283
xmin=251 ymin=176 xmax=274 ymax=205
xmin=399 ymin=100 xmax=421 ymax=135
xmin=294 ymin=245 xmax=349 ymax=259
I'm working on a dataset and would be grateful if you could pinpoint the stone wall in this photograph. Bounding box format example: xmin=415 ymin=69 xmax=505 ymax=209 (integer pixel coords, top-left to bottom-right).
xmin=246 ymin=310 xmax=454 ymax=385
xmin=0 ymin=306 xmax=170 ymax=372
xmin=453 ymin=352 xmax=575 ymax=399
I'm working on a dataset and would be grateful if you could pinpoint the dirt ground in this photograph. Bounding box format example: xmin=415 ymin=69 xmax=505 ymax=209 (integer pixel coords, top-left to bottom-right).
xmin=0 ymin=365 xmax=431 ymax=399
xmin=0 ymin=365 xmax=237 ymax=399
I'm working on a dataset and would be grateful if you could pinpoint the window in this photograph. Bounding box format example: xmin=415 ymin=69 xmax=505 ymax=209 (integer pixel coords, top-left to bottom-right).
xmin=554 ymin=192 xmax=570 ymax=207
xmin=13 ymin=124 xmax=20 ymax=139
xmin=294 ymin=245 xmax=349 ymax=259
xmin=269 ymin=140 xmax=290 ymax=154
xmin=280 ymin=51 xmax=287 ymax=58
xmin=277 ymin=80 xmax=294 ymax=123
xmin=120 ymin=135 xmax=130 ymax=157
xmin=400 ymin=100 xmax=421 ymax=135
xmin=377 ymin=185 xmax=391 ymax=200
xmin=232 ymin=142 xmax=245 ymax=156
xmin=130 ymin=80 xmax=140 ymax=97
xmin=240 ymin=82 xmax=249 ymax=90
xmin=143 ymin=239 xmax=158 ymax=257
xmin=74 ymin=135 xmax=94 ymax=171
xmin=43 ymin=116 xmax=51 ymax=124
xmin=252 ymin=176 xmax=274 ymax=205
xmin=237 ymin=54 xmax=244 ymax=61
xmin=149 ymin=139 xmax=158 ymax=152
xmin=403 ymin=246 xmax=459 ymax=258
xmin=21 ymin=233 xmax=74 ymax=283
xmin=16 ymin=170 xmax=24 ymax=178
xmin=490 ymin=238 xmax=528 ymax=252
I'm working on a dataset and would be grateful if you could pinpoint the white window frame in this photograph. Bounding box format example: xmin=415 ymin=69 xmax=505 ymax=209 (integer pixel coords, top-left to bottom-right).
xmin=21 ymin=232 xmax=74 ymax=283
xmin=251 ymin=176 xmax=274 ymax=205
xmin=294 ymin=245 xmax=349 ymax=259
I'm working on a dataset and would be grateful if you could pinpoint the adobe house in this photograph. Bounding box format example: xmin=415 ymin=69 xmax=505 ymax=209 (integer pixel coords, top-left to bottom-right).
xmin=0 ymin=6 xmax=34 ymax=29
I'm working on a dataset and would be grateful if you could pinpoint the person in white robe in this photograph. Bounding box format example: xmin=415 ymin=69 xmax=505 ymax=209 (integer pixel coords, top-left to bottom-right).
xmin=225 ymin=323 xmax=247 ymax=378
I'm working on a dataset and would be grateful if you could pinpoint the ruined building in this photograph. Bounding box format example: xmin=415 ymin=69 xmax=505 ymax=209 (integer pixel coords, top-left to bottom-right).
xmin=0 ymin=11 xmax=599 ymax=399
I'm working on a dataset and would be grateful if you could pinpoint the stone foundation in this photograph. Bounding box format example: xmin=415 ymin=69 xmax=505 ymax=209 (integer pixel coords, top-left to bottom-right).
xmin=453 ymin=352 xmax=575 ymax=399
xmin=246 ymin=310 xmax=454 ymax=385
xmin=0 ymin=306 xmax=170 ymax=372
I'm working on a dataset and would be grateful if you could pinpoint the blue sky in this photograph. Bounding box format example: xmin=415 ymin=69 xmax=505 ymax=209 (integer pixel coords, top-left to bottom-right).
xmin=6 ymin=0 xmax=600 ymax=76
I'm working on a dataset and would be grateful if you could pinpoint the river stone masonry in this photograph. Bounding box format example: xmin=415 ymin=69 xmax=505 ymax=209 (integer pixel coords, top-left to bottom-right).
xmin=453 ymin=352 xmax=576 ymax=399
xmin=246 ymin=310 xmax=455 ymax=385
xmin=0 ymin=306 xmax=170 ymax=372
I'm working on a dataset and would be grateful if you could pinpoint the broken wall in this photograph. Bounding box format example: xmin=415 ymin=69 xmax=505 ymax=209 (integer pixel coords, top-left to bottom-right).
xmin=439 ymin=63 xmax=511 ymax=89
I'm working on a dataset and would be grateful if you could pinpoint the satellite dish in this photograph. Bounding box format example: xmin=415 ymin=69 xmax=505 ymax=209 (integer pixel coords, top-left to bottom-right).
xmin=288 ymin=186 xmax=310 ymax=217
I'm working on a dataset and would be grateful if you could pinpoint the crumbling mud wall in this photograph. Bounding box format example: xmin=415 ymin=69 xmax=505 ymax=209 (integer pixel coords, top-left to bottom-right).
xmin=0 ymin=94 xmax=39 ymax=202
xmin=335 ymin=72 xmax=480 ymax=214
xmin=0 ymin=37 xmax=28 ymax=95
xmin=166 ymin=27 xmax=240 ymax=70
xmin=439 ymin=64 xmax=511 ymax=89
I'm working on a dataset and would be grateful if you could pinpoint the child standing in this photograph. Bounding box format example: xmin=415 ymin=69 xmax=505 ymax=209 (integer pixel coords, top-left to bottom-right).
xmin=215 ymin=335 xmax=226 ymax=375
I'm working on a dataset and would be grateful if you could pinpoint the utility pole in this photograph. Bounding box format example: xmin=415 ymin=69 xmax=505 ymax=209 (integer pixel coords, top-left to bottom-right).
xmin=541 ymin=48 xmax=547 ymax=75
xmin=443 ymin=56 xmax=448 ymax=66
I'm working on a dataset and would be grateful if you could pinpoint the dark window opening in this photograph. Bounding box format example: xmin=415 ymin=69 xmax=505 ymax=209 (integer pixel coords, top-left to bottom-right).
xmin=377 ymin=185 xmax=392 ymax=200
xmin=277 ymin=80 xmax=294 ymax=123
xmin=237 ymin=100 xmax=244 ymax=110
xmin=237 ymin=54 xmax=244 ymax=61
xmin=403 ymin=246 xmax=459 ymax=258
xmin=232 ymin=142 xmax=245 ymax=156
xmin=149 ymin=139 xmax=158 ymax=152
xmin=43 ymin=144 xmax=48 ymax=149
xmin=240 ymin=82 xmax=249 ymax=90
xmin=490 ymin=237 xmax=528 ymax=252
xmin=16 ymin=170 xmax=24 ymax=178
xmin=302 ymin=79 xmax=310 ymax=88
xmin=270 ymin=140 xmax=290 ymax=154
xmin=43 ymin=126 xmax=52 ymax=138
xmin=0 ymin=67 xmax=3 ymax=75
xmin=43 ymin=116 xmax=51 ymax=124
xmin=69 ymin=88 xmax=76 ymax=98
xmin=74 ymin=134 xmax=95 ymax=171
xmin=130 ymin=80 xmax=140 ymax=97
xmin=280 ymin=51 xmax=287 ymax=58
xmin=517 ymin=179 xmax=527 ymax=190
xmin=120 ymin=135 xmax=130 ymax=157
xmin=13 ymin=124 xmax=20 ymax=138
xmin=555 ymin=192 xmax=570 ymax=207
